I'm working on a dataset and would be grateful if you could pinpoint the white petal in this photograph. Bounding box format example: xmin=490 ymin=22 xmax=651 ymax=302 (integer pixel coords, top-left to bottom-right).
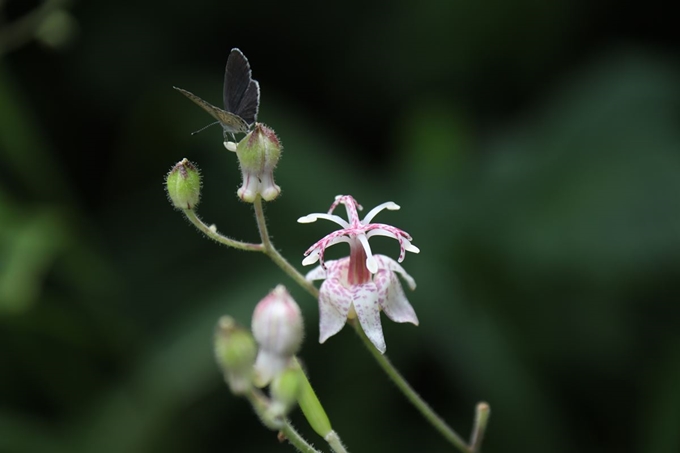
xmin=351 ymin=283 xmax=386 ymax=353
xmin=362 ymin=201 xmax=400 ymax=224
xmin=318 ymin=279 xmax=352 ymax=344
xmin=297 ymin=213 xmax=349 ymax=228
xmin=304 ymin=264 xmax=327 ymax=281
xmin=376 ymin=268 xmax=419 ymax=325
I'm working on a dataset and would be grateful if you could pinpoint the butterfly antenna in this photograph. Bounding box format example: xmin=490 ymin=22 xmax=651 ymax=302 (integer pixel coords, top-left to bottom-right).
xmin=190 ymin=121 xmax=220 ymax=135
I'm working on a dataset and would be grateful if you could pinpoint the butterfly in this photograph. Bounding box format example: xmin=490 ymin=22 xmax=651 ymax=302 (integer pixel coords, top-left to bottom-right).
xmin=174 ymin=48 xmax=260 ymax=137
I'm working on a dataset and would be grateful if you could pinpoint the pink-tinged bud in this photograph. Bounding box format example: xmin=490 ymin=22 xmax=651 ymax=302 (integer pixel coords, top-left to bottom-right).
xmin=251 ymin=285 xmax=303 ymax=386
xmin=235 ymin=123 xmax=282 ymax=202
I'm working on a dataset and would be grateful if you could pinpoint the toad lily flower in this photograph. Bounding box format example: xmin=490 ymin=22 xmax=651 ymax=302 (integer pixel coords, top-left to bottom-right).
xmin=298 ymin=195 xmax=420 ymax=353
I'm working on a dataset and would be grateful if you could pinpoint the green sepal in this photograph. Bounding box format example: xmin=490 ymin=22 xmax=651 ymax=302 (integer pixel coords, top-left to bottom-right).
xmin=294 ymin=358 xmax=332 ymax=437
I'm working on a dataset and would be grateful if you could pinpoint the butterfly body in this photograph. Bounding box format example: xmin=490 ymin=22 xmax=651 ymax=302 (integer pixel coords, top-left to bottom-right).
xmin=174 ymin=48 xmax=260 ymax=137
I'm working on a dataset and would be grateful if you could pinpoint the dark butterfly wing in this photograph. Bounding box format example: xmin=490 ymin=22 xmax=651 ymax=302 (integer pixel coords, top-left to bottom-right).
xmin=174 ymin=86 xmax=249 ymax=134
xmin=223 ymin=48 xmax=260 ymax=126
xmin=236 ymin=80 xmax=260 ymax=126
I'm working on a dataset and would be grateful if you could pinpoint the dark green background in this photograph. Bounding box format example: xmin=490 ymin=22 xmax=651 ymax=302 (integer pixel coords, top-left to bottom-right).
xmin=2 ymin=0 xmax=680 ymax=452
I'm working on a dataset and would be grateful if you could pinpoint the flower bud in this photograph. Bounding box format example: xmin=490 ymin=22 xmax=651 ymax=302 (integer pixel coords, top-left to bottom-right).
xmin=235 ymin=123 xmax=282 ymax=202
xmin=214 ymin=316 xmax=257 ymax=394
xmin=267 ymin=365 xmax=302 ymax=419
xmin=252 ymin=285 xmax=303 ymax=386
xmin=166 ymin=158 xmax=201 ymax=210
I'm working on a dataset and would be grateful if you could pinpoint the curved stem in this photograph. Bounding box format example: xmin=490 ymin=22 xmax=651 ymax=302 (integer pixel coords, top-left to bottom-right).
xmin=351 ymin=320 xmax=472 ymax=453
xmin=281 ymin=421 xmax=324 ymax=453
xmin=253 ymin=197 xmax=319 ymax=296
xmin=252 ymin=196 xmax=273 ymax=250
xmin=183 ymin=209 xmax=264 ymax=252
xmin=246 ymin=389 xmax=322 ymax=453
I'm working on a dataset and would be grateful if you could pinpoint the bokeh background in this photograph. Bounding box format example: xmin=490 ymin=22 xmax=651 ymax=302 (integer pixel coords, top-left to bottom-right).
xmin=2 ymin=0 xmax=680 ymax=452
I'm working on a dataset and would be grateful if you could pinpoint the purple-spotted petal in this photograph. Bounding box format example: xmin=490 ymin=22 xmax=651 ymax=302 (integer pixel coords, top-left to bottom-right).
xmin=375 ymin=267 xmax=419 ymax=325
xmin=318 ymin=278 xmax=352 ymax=343
xmin=351 ymin=282 xmax=385 ymax=353
xmin=375 ymin=255 xmax=416 ymax=290
xmin=304 ymin=264 xmax=328 ymax=282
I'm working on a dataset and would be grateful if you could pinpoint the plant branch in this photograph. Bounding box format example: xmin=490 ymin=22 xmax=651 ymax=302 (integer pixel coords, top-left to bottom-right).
xmin=246 ymin=388 xmax=323 ymax=453
xmin=281 ymin=421 xmax=325 ymax=453
xmin=183 ymin=209 xmax=264 ymax=252
xmin=253 ymin=197 xmax=319 ymax=296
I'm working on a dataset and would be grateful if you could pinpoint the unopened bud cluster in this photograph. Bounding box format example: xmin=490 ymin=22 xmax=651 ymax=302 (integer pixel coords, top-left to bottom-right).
xmin=214 ymin=285 xmax=303 ymax=419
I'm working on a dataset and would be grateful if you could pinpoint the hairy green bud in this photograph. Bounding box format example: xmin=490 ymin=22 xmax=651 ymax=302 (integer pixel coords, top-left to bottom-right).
xmin=166 ymin=158 xmax=201 ymax=210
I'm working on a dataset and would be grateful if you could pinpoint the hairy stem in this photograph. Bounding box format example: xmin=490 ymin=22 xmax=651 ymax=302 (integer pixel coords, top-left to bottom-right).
xmin=325 ymin=431 xmax=349 ymax=453
xmin=184 ymin=209 xmax=264 ymax=251
xmin=253 ymin=197 xmax=319 ymax=296
xmin=281 ymin=421 xmax=324 ymax=453
xmin=246 ymin=389 xmax=322 ymax=453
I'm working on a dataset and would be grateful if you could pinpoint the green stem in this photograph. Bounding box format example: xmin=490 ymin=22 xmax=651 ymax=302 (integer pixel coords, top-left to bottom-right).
xmin=351 ymin=320 xmax=472 ymax=453
xmin=281 ymin=421 xmax=324 ymax=453
xmin=253 ymin=197 xmax=319 ymax=296
xmin=246 ymin=389 xmax=322 ymax=453
xmin=183 ymin=209 xmax=264 ymax=252
xmin=469 ymin=402 xmax=490 ymax=453
xmin=324 ymin=431 xmax=349 ymax=453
